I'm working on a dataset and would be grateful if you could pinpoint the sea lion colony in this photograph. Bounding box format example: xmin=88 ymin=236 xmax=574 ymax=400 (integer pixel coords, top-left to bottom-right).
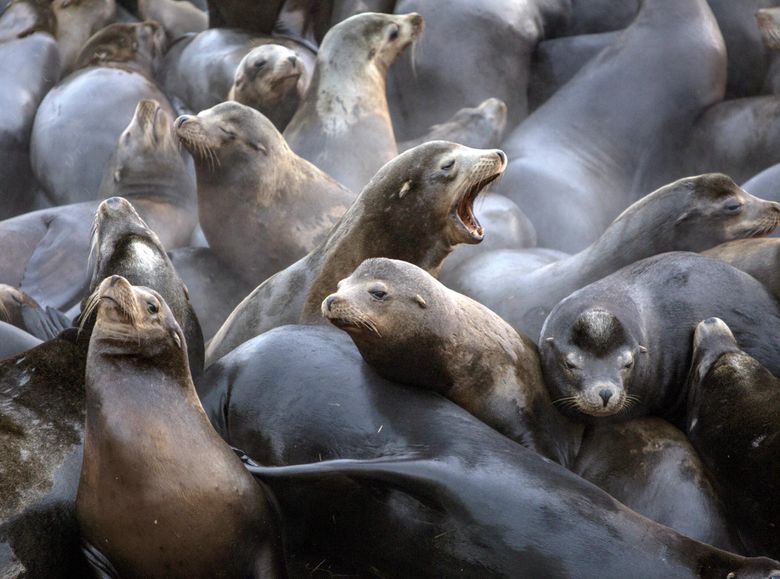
xmin=3 ymin=1 xmax=780 ymax=577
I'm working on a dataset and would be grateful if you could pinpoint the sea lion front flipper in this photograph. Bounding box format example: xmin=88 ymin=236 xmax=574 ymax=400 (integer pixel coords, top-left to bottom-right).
xmin=20 ymin=213 xmax=91 ymax=312
xmin=81 ymin=540 xmax=120 ymax=579
xmin=21 ymin=304 xmax=72 ymax=342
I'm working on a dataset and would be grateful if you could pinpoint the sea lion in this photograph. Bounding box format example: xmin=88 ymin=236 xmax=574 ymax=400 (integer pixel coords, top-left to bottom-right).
xmin=0 ymin=32 xmax=60 ymax=220
xmin=198 ymin=324 xmax=780 ymax=578
xmin=206 ymin=0 xmax=283 ymax=33
xmin=387 ymin=0 xmax=570 ymax=139
xmin=0 ymin=0 xmax=56 ymax=43
xmin=0 ymin=329 xmax=90 ymax=579
xmin=0 ymin=321 xmax=42 ymax=359
xmin=540 ymin=252 xmax=780 ymax=424
xmin=441 ymin=247 xmax=569 ymax=289
xmin=451 ymin=174 xmax=780 ymax=339
xmin=30 ymin=20 xmax=171 ymax=205
xmin=704 ymin=238 xmax=780 ymax=297
xmin=175 ymin=101 xmax=354 ymax=286
xmin=76 ymin=276 xmax=285 ymax=578
xmin=743 ymin=163 xmax=780 ymax=221
xmin=51 ymin=0 xmax=116 ymax=74
xmin=687 ymin=317 xmax=780 ymax=558
xmin=493 ymin=0 xmax=726 ymax=252
xmin=283 ymin=11 xmax=423 ymax=192
xmin=205 ymin=141 xmax=506 ymax=365
xmin=86 ymin=196 xmax=204 ymax=377
xmin=138 ymin=0 xmax=207 ymax=41
xmin=227 ymin=44 xmax=306 ymax=130
xmin=0 ymin=285 xmax=69 ymax=341
xmin=397 ymin=98 xmax=508 ymax=152
xmin=564 ymin=0 xmax=638 ymax=34
xmin=2 ymin=100 xmax=197 ymax=312
xmin=322 ymin=257 xmax=578 ymax=465
xmin=160 ymin=28 xmax=316 ymax=114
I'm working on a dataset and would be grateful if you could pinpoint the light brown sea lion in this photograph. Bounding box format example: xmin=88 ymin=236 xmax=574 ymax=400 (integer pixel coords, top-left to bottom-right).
xmin=76 ymin=276 xmax=285 ymax=578
xmin=205 ymin=141 xmax=506 ymax=365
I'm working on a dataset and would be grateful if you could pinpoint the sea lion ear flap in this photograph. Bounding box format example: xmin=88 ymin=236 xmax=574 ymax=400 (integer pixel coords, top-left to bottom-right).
xmin=398 ymin=180 xmax=412 ymax=199
xmin=171 ymin=331 xmax=182 ymax=349
xmin=414 ymin=294 xmax=427 ymax=309
xmin=544 ymin=337 xmax=555 ymax=348
xmin=639 ymin=345 xmax=648 ymax=354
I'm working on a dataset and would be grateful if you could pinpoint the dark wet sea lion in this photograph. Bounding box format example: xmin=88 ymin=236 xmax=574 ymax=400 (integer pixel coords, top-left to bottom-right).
xmin=1 ymin=100 xmax=197 ymax=312
xmin=704 ymin=238 xmax=780 ymax=298
xmin=493 ymin=0 xmax=726 ymax=252
xmin=176 ymin=101 xmax=354 ymax=287
xmin=540 ymin=252 xmax=780 ymax=424
xmin=322 ymin=257 xmax=578 ymax=465
xmin=452 ymin=174 xmax=780 ymax=339
xmin=206 ymin=0 xmax=283 ymax=33
xmin=197 ymin=324 xmax=780 ymax=578
xmin=398 ymin=98 xmax=508 ymax=152
xmin=0 ymin=32 xmax=60 ymax=220
xmin=205 ymin=141 xmax=506 ymax=365
xmin=76 ymin=276 xmax=285 ymax=578
xmin=30 ymin=20 xmax=171 ymax=205
xmin=687 ymin=317 xmax=780 ymax=558
xmin=0 ymin=328 xmax=89 ymax=579
xmin=284 ymin=11 xmax=423 ymax=192
xmin=228 ymin=43 xmax=306 ymax=130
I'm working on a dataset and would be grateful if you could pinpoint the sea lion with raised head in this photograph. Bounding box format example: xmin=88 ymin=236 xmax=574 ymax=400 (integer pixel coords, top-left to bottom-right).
xmin=30 ymin=20 xmax=171 ymax=205
xmin=76 ymin=276 xmax=285 ymax=578
xmin=228 ymin=43 xmax=306 ymax=130
xmin=687 ymin=317 xmax=780 ymax=558
xmin=283 ymin=11 xmax=423 ymax=192
xmin=176 ymin=101 xmax=354 ymax=286
xmin=540 ymin=252 xmax=780 ymax=424
xmin=450 ymin=174 xmax=780 ymax=339
xmin=322 ymin=257 xmax=578 ymax=465
xmin=205 ymin=141 xmax=506 ymax=365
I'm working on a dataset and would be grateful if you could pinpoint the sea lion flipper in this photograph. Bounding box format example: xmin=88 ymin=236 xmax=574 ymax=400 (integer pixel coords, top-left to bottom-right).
xmin=21 ymin=304 xmax=72 ymax=342
xmin=21 ymin=216 xmax=90 ymax=312
xmin=81 ymin=539 xmax=120 ymax=579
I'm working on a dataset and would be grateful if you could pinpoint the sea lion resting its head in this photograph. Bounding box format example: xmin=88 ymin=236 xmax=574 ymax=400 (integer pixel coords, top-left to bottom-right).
xmin=76 ymin=275 xmax=285 ymax=578
xmin=322 ymin=257 xmax=575 ymax=465
xmin=205 ymin=141 xmax=507 ymax=365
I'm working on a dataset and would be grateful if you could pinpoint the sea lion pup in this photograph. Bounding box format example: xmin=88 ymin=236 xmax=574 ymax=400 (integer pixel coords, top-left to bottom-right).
xmin=283 ymin=11 xmax=423 ymax=192
xmin=322 ymin=257 xmax=577 ymax=465
xmin=86 ymin=196 xmax=204 ymax=377
xmin=540 ymin=252 xmax=780 ymax=425
xmin=688 ymin=317 xmax=780 ymax=559
xmin=228 ymin=44 xmax=307 ymax=130
xmin=205 ymin=141 xmax=507 ymax=365
xmin=448 ymin=173 xmax=780 ymax=339
xmin=398 ymin=98 xmax=508 ymax=152
xmin=176 ymin=101 xmax=353 ymax=286
xmin=704 ymin=238 xmax=780 ymax=299
xmin=138 ymin=0 xmax=207 ymax=41
xmin=199 ymin=326 xmax=780 ymax=579
xmin=76 ymin=276 xmax=285 ymax=578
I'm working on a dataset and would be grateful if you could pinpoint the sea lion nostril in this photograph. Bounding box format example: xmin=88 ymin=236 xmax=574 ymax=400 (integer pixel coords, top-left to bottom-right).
xmin=325 ymin=296 xmax=337 ymax=311
xmin=288 ymin=55 xmax=298 ymax=66
xmin=110 ymin=275 xmax=121 ymax=286
xmin=599 ymin=389 xmax=613 ymax=407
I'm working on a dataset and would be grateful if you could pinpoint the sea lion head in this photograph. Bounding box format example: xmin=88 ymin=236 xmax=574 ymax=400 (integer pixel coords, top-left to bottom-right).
xmin=231 ymin=44 xmax=304 ymax=108
xmin=174 ymin=101 xmax=285 ymax=176
xmin=324 ymin=11 xmax=423 ymax=71
xmin=358 ymin=141 xmax=507 ymax=272
xmin=74 ymin=20 xmax=166 ymax=73
xmin=671 ymin=174 xmax=780 ymax=248
xmin=541 ymin=306 xmax=648 ymax=419
xmin=85 ymin=275 xmax=185 ymax=363
xmin=445 ymin=98 xmax=508 ymax=148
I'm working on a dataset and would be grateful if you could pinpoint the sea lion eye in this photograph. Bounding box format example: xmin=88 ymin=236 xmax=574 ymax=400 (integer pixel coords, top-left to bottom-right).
xmin=388 ymin=25 xmax=400 ymax=41
xmin=724 ymin=201 xmax=743 ymax=213
xmin=254 ymin=60 xmax=267 ymax=70
xmin=440 ymin=159 xmax=455 ymax=170
xmin=369 ymin=289 xmax=387 ymax=300
xmin=147 ymin=302 xmax=159 ymax=314
xmin=220 ymin=128 xmax=236 ymax=139
xmin=564 ymin=360 xmax=578 ymax=370
xmin=623 ymin=359 xmax=634 ymax=369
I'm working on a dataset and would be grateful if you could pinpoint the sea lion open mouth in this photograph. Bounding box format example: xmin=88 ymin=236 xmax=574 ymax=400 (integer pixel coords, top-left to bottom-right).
xmin=454 ymin=154 xmax=506 ymax=242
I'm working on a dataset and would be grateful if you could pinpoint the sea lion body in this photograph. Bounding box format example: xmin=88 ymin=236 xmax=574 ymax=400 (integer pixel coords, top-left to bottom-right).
xmin=540 ymin=252 xmax=780 ymax=423
xmin=76 ymin=277 xmax=284 ymax=578
xmin=198 ymin=325 xmax=780 ymax=578
xmin=0 ymin=321 xmax=42 ymax=359
xmin=0 ymin=33 xmax=60 ymax=219
xmin=52 ymin=0 xmax=116 ymax=74
xmin=176 ymin=101 xmax=353 ymax=286
xmin=30 ymin=21 xmax=170 ymax=205
xmin=456 ymin=174 xmax=780 ymax=339
xmin=205 ymin=141 xmax=506 ymax=365
xmin=284 ymin=11 xmax=422 ymax=192
xmin=0 ymin=0 xmax=56 ymax=42
xmin=138 ymin=0 xmax=207 ymax=41
xmin=687 ymin=317 xmax=780 ymax=558
xmin=704 ymin=237 xmax=780 ymax=298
